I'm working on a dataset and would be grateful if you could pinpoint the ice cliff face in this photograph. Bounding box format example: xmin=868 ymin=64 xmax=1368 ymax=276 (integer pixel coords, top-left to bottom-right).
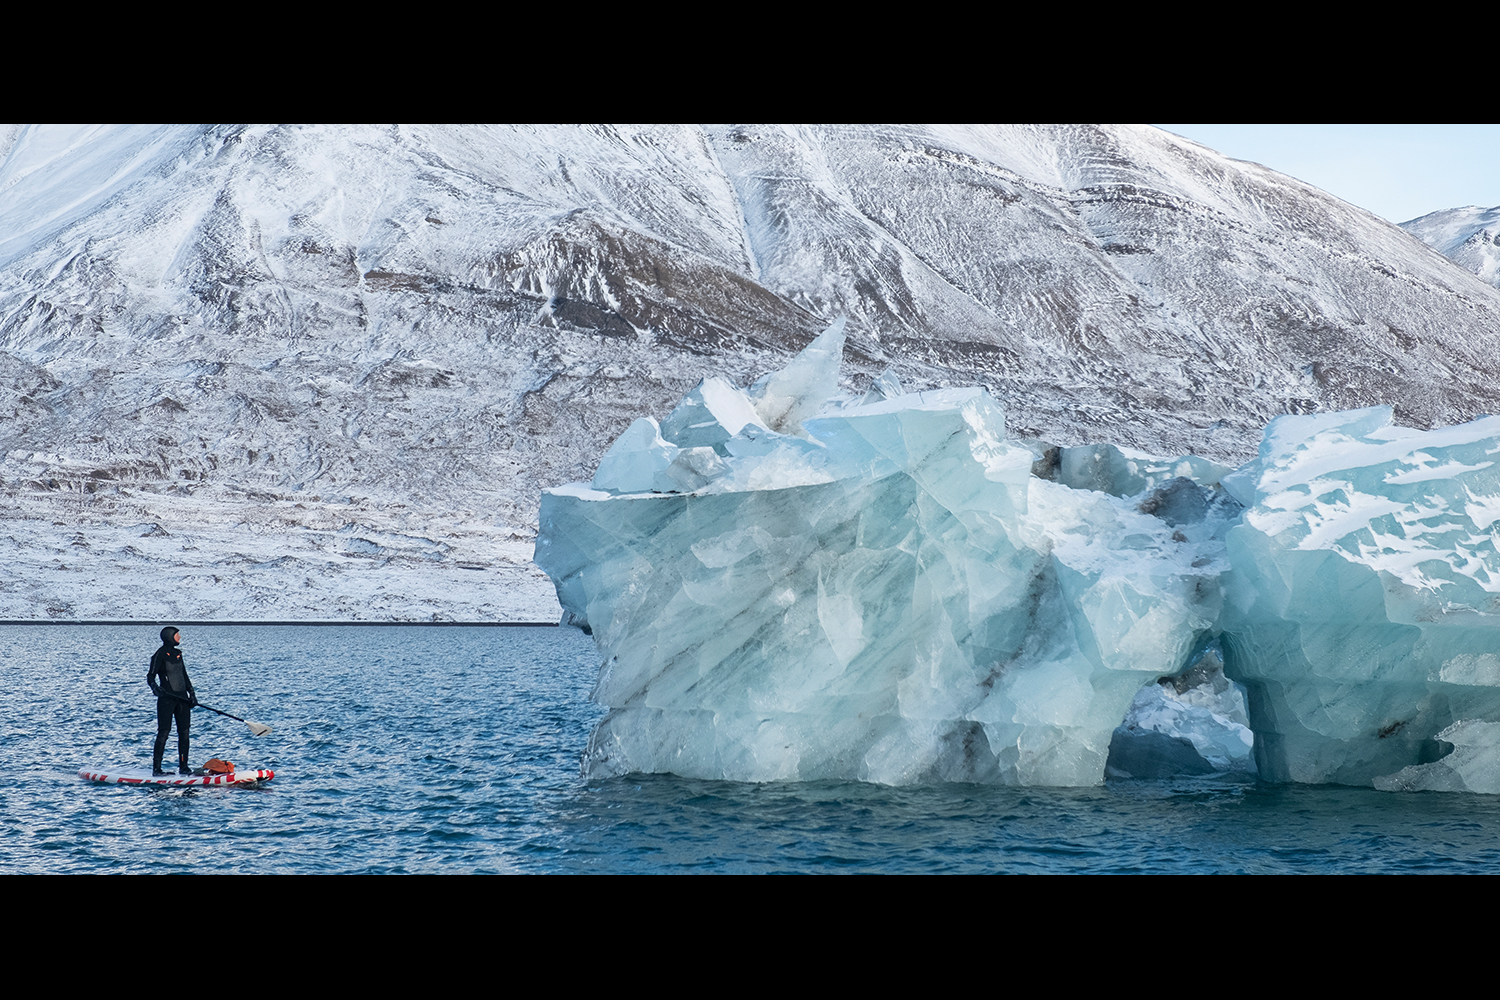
xmin=538 ymin=329 xmax=1500 ymax=790
xmin=1220 ymin=405 xmax=1500 ymax=786
xmin=4 ymin=125 xmax=1500 ymax=619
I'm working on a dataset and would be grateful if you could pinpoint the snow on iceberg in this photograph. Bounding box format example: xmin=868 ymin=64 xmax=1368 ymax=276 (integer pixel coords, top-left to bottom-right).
xmin=536 ymin=330 xmax=1500 ymax=791
xmin=536 ymin=322 xmax=1232 ymax=786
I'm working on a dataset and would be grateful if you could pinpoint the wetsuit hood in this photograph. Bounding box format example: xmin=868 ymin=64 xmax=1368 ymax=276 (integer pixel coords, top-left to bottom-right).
xmin=160 ymin=626 xmax=179 ymax=647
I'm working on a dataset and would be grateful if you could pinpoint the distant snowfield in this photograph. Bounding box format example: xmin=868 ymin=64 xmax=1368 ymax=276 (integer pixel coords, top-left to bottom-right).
xmin=0 ymin=488 xmax=560 ymax=622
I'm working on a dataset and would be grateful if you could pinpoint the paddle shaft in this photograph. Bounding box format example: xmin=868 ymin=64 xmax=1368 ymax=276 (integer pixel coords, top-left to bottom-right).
xmin=195 ymin=702 xmax=250 ymax=724
xmin=157 ymin=691 xmax=245 ymax=724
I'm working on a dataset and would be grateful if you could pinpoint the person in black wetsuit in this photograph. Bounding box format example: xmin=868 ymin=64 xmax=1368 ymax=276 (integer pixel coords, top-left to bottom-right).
xmin=147 ymin=626 xmax=197 ymax=775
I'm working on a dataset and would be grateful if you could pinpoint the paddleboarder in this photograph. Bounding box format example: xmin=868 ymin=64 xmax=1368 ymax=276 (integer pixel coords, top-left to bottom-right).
xmin=147 ymin=626 xmax=197 ymax=775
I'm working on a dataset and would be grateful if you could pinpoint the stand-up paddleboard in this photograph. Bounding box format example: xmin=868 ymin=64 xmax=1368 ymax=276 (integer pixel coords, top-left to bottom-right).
xmin=80 ymin=766 xmax=274 ymax=787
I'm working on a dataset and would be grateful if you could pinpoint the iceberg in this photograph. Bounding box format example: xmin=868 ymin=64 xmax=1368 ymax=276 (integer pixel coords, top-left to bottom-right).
xmin=1058 ymin=444 xmax=1232 ymax=498
xmin=1219 ymin=406 xmax=1500 ymax=786
xmin=536 ymin=327 xmax=1500 ymax=791
xmin=537 ymin=323 xmax=1232 ymax=786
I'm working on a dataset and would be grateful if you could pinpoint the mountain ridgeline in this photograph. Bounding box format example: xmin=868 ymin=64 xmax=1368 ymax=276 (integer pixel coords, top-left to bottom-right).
xmin=1 ymin=124 xmax=1497 ymax=619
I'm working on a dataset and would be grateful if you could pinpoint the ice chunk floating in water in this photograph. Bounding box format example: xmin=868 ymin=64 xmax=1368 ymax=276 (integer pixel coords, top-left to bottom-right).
xmin=535 ymin=327 xmax=1500 ymax=790
xmin=1220 ymin=406 xmax=1500 ymax=787
xmin=538 ymin=323 xmax=1230 ymax=785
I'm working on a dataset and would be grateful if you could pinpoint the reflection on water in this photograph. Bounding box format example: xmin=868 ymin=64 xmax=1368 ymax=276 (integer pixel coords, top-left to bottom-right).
xmin=6 ymin=624 xmax=1500 ymax=873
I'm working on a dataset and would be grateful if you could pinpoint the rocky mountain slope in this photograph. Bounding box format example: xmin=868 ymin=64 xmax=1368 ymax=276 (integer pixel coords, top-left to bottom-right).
xmin=3 ymin=124 xmax=1498 ymax=620
xmin=1401 ymin=204 xmax=1500 ymax=289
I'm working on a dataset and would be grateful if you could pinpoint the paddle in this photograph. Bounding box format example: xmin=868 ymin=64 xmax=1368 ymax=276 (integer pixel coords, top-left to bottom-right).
xmin=195 ymin=702 xmax=273 ymax=737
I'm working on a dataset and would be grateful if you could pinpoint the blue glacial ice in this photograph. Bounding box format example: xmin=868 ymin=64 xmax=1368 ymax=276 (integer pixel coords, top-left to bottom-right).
xmin=1220 ymin=406 xmax=1500 ymax=786
xmin=535 ymin=324 xmax=1500 ymax=790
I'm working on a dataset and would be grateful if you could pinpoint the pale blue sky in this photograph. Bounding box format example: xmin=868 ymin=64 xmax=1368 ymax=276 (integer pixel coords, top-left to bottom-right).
xmin=1153 ymin=124 xmax=1500 ymax=225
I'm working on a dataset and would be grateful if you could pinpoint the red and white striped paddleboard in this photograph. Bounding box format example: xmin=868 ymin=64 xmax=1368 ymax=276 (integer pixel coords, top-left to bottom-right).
xmin=79 ymin=766 xmax=274 ymax=787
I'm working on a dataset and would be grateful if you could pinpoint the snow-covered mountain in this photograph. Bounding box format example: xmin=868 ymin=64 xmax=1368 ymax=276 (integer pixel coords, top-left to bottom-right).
xmin=1401 ymin=204 xmax=1500 ymax=289
xmin=3 ymin=124 xmax=1498 ymax=620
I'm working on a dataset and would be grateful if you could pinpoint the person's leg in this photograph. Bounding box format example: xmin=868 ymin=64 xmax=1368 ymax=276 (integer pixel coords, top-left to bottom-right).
xmin=176 ymin=702 xmax=192 ymax=773
xmin=153 ymin=698 xmax=172 ymax=773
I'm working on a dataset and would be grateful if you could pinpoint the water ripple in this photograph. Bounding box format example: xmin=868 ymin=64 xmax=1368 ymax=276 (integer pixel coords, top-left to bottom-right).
xmin=7 ymin=625 xmax=1500 ymax=873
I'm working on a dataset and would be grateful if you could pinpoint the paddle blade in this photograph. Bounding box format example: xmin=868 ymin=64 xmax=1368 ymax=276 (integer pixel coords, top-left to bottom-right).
xmin=246 ymin=721 xmax=272 ymax=737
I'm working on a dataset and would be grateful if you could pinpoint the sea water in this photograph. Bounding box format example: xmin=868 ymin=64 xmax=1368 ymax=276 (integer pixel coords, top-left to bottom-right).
xmin=5 ymin=624 xmax=1500 ymax=874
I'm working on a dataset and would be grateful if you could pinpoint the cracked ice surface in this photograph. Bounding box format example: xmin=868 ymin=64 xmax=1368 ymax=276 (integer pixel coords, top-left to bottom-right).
xmin=1221 ymin=406 xmax=1500 ymax=786
xmin=537 ymin=324 xmax=1229 ymax=786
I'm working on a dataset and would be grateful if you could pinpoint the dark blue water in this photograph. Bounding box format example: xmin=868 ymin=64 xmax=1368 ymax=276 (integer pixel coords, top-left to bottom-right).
xmin=7 ymin=624 xmax=1500 ymax=873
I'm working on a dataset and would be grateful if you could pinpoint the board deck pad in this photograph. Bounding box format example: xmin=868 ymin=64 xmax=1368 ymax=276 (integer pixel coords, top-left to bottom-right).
xmin=80 ymin=767 xmax=274 ymax=787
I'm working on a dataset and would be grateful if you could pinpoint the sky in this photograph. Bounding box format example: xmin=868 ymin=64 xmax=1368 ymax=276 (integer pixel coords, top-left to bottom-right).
xmin=1153 ymin=125 xmax=1500 ymax=225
